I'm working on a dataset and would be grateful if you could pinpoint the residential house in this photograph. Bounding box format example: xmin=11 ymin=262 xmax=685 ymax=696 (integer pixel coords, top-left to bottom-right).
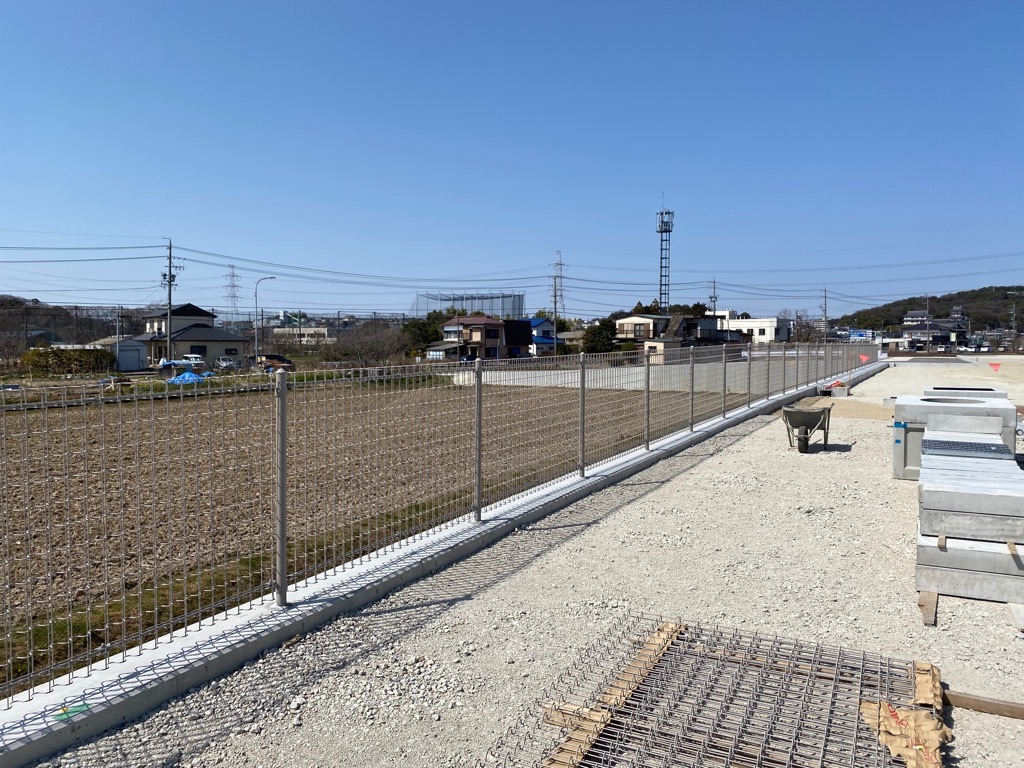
xmin=903 ymin=310 xmax=931 ymax=325
xmin=530 ymin=317 xmax=556 ymax=356
xmin=709 ymin=310 xmax=794 ymax=344
xmin=136 ymin=303 xmax=248 ymax=367
xmin=615 ymin=314 xmax=673 ymax=341
xmin=426 ymin=315 xmax=531 ymax=361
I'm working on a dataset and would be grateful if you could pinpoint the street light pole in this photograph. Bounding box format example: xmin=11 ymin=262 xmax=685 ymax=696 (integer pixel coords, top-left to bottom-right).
xmin=255 ymin=276 xmax=276 ymax=368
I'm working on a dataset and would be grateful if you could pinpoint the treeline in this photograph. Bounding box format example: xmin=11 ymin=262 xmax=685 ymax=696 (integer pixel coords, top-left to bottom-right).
xmin=834 ymin=285 xmax=1024 ymax=330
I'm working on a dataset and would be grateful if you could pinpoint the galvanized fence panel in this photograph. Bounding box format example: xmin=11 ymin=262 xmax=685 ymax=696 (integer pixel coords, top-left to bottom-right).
xmin=478 ymin=357 xmax=582 ymax=508
xmin=579 ymin=352 xmax=646 ymax=468
xmin=2 ymin=344 xmax=878 ymax=706
xmin=284 ymin=366 xmax=477 ymax=585
xmin=1 ymin=375 xmax=276 ymax=703
xmin=647 ymin=347 xmax=694 ymax=443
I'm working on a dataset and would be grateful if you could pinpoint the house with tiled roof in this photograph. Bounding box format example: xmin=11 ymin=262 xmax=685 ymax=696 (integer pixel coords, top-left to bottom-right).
xmin=426 ymin=315 xmax=531 ymax=361
xmin=135 ymin=304 xmax=248 ymax=367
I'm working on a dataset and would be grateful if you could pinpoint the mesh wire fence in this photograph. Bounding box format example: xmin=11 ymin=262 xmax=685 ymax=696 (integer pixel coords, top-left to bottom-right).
xmin=2 ymin=345 xmax=876 ymax=705
xmin=286 ymin=366 xmax=476 ymax=585
xmin=1 ymin=376 xmax=276 ymax=703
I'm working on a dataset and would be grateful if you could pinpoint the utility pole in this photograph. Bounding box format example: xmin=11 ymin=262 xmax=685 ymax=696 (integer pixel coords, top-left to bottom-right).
xmin=552 ymin=251 xmax=564 ymax=356
xmin=926 ymin=295 xmax=931 ymax=352
xmin=161 ymin=238 xmax=181 ymax=362
xmin=820 ymin=288 xmax=828 ymax=342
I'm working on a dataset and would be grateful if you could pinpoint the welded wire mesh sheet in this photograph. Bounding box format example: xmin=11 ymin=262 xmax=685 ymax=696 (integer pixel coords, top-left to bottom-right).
xmin=286 ymin=366 xmax=476 ymax=583
xmin=1 ymin=376 xmax=276 ymax=704
xmin=483 ymin=614 xmax=940 ymax=768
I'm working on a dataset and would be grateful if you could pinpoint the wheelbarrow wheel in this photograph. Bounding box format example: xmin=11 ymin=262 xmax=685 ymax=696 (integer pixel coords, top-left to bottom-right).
xmin=797 ymin=426 xmax=809 ymax=453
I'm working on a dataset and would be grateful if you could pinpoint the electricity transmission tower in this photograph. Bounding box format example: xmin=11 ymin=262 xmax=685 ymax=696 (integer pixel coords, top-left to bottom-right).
xmin=223 ymin=265 xmax=241 ymax=325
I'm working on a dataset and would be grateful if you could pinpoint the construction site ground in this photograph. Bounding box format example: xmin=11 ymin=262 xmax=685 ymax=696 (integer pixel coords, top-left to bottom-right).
xmin=43 ymin=356 xmax=1024 ymax=768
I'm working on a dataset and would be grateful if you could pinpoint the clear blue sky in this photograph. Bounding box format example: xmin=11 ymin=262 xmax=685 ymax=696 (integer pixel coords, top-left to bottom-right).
xmin=2 ymin=1 xmax=1022 ymax=322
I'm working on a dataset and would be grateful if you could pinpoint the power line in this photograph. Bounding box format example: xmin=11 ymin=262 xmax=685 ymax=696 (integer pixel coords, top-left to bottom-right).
xmin=0 ymin=245 xmax=165 ymax=251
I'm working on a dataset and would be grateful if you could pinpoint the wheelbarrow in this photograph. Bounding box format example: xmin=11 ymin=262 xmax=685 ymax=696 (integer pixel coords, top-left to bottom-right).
xmin=782 ymin=405 xmax=832 ymax=453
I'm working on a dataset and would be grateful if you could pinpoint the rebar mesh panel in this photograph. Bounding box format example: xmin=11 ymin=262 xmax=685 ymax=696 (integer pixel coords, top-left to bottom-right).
xmin=483 ymin=614 xmax=939 ymax=768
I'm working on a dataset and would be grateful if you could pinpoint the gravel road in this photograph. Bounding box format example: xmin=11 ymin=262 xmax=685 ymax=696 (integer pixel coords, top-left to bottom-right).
xmin=36 ymin=359 xmax=1024 ymax=767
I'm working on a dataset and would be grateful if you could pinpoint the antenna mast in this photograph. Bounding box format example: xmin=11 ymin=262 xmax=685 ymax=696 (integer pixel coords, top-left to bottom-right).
xmin=657 ymin=208 xmax=674 ymax=314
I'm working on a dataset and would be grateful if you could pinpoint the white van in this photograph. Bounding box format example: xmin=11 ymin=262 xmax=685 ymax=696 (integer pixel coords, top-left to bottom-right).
xmin=181 ymin=354 xmax=206 ymax=369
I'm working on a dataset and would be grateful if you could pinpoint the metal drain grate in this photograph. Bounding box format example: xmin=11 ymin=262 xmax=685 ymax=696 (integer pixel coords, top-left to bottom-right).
xmin=482 ymin=614 xmax=945 ymax=767
xmin=920 ymin=439 xmax=1013 ymax=459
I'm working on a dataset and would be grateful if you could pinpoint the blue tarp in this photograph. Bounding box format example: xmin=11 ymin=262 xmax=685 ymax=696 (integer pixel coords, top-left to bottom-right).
xmin=166 ymin=371 xmax=204 ymax=385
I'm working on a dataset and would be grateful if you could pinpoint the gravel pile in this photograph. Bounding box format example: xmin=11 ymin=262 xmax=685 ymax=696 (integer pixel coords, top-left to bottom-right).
xmin=37 ymin=364 xmax=1024 ymax=767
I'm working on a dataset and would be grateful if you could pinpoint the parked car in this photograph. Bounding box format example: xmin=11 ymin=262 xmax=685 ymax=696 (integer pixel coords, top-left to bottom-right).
xmin=181 ymin=353 xmax=206 ymax=369
xmin=215 ymin=356 xmax=237 ymax=370
xmin=459 ymin=355 xmax=478 ymax=363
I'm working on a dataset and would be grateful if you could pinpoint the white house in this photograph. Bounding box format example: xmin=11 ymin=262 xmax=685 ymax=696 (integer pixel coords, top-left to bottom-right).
xmin=710 ymin=309 xmax=794 ymax=345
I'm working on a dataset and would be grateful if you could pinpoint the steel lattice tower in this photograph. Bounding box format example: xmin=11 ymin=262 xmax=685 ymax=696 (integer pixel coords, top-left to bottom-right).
xmin=657 ymin=209 xmax=674 ymax=313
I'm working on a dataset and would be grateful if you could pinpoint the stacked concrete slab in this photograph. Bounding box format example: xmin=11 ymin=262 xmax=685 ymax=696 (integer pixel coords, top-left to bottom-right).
xmin=901 ymin=390 xmax=1024 ymax=604
xmin=892 ymin=394 xmax=1017 ymax=480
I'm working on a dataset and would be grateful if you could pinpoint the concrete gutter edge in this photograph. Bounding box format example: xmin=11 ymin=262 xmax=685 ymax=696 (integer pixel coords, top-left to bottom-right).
xmin=0 ymin=361 xmax=887 ymax=768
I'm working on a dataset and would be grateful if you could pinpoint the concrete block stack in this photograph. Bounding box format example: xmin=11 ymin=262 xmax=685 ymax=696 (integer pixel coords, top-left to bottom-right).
xmin=893 ymin=390 xmax=1024 ymax=605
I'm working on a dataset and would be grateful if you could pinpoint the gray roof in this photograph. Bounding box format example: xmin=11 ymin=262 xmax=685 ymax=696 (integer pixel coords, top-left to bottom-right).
xmin=143 ymin=303 xmax=216 ymax=319
xmin=172 ymin=323 xmax=247 ymax=342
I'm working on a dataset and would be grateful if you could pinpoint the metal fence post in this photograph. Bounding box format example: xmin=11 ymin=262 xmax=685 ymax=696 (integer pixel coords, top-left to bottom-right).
xmin=795 ymin=342 xmax=800 ymax=388
xmin=781 ymin=342 xmax=787 ymax=394
xmin=474 ymin=358 xmax=483 ymax=521
xmin=273 ymin=369 xmax=288 ymax=607
xmin=746 ymin=342 xmax=752 ymax=408
xmin=644 ymin=349 xmax=651 ymax=450
xmin=721 ymin=344 xmax=728 ymax=417
xmin=578 ymin=352 xmax=586 ymax=477
xmin=766 ymin=342 xmax=771 ymax=399
xmin=689 ymin=346 xmax=695 ymax=431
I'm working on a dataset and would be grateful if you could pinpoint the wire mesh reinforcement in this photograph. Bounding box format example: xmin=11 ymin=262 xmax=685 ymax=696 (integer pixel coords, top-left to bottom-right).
xmin=482 ymin=614 xmax=944 ymax=768
xmin=2 ymin=345 xmax=876 ymax=705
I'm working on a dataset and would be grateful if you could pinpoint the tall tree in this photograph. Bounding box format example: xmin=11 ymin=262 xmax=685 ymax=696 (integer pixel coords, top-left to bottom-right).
xmin=582 ymin=318 xmax=616 ymax=353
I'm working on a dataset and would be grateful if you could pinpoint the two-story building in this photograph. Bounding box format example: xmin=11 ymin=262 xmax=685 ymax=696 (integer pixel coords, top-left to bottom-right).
xmin=530 ymin=317 xmax=556 ymax=356
xmin=426 ymin=315 xmax=531 ymax=361
xmin=615 ymin=314 xmax=673 ymax=341
xmin=135 ymin=303 xmax=248 ymax=367
xmin=710 ymin=310 xmax=794 ymax=344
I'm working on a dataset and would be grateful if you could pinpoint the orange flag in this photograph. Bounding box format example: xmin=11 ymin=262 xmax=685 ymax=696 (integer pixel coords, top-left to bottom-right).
xmin=859 ymin=354 xmax=870 ymax=364
xmin=989 ymin=363 xmax=1001 ymax=372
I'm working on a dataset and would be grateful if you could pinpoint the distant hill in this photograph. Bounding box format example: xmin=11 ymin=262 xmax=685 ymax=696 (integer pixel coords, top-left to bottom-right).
xmin=834 ymin=285 xmax=1024 ymax=331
